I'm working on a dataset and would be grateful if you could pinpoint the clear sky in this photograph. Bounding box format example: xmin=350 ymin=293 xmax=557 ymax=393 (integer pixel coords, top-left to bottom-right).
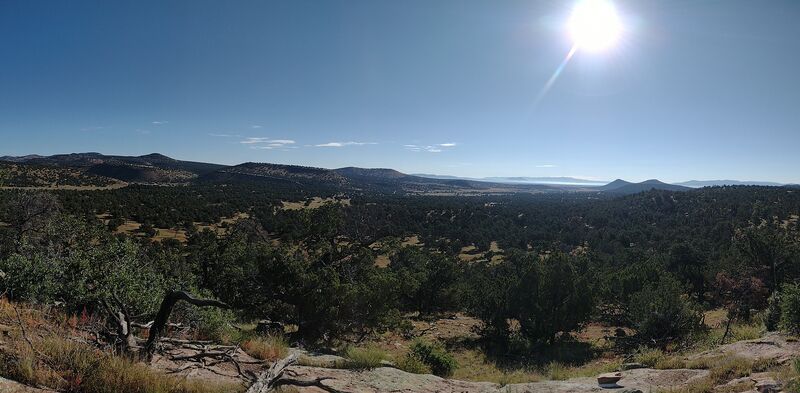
xmin=2 ymin=1 xmax=799 ymax=183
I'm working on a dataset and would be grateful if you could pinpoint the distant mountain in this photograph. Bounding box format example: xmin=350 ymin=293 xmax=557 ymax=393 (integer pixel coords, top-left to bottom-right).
xmin=0 ymin=152 xmax=225 ymax=183
xmin=411 ymin=173 xmax=463 ymax=180
xmin=196 ymin=162 xmax=570 ymax=196
xmin=597 ymin=179 xmax=633 ymax=191
xmin=4 ymin=152 xmax=719 ymax=195
xmin=0 ymin=154 xmax=44 ymax=162
xmin=676 ymin=180 xmax=785 ymax=188
xmin=412 ymin=174 xmax=606 ymax=185
xmin=199 ymin=162 xmax=348 ymax=187
xmin=599 ymin=179 xmax=691 ymax=194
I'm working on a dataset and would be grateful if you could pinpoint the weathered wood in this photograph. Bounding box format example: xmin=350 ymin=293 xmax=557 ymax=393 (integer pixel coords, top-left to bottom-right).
xmin=142 ymin=290 xmax=230 ymax=358
xmin=246 ymin=353 xmax=298 ymax=393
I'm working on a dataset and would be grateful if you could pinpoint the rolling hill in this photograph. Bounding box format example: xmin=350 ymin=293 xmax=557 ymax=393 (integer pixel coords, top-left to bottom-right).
xmin=6 ymin=152 xmax=756 ymax=195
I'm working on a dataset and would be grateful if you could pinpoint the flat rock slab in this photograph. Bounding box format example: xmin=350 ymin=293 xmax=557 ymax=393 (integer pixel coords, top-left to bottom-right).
xmin=504 ymin=368 xmax=710 ymax=393
xmin=689 ymin=333 xmax=800 ymax=364
xmin=276 ymin=366 xmax=710 ymax=393
xmin=0 ymin=377 xmax=52 ymax=393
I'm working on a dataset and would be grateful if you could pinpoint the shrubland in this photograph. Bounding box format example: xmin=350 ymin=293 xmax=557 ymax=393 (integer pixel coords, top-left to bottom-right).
xmin=0 ymin=185 xmax=799 ymax=389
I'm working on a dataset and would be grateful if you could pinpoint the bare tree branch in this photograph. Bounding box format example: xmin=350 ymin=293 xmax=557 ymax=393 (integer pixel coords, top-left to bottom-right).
xmin=143 ymin=290 xmax=230 ymax=359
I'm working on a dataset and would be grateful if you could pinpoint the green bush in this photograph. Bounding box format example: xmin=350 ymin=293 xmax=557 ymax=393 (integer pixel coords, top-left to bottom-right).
xmin=629 ymin=276 xmax=702 ymax=344
xmin=397 ymin=354 xmax=431 ymax=374
xmin=464 ymin=252 xmax=594 ymax=345
xmin=779 ymin=283 xmax=800 ymax=335
xmin=407 ymin=340 xmax=457 ymax=377
xmin=765 ymin=291 xmax=782 ymax=331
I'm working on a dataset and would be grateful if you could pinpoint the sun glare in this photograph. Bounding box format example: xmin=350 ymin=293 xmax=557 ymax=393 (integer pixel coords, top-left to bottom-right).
xmin=568 ymin=0 xmax=622 ymax=52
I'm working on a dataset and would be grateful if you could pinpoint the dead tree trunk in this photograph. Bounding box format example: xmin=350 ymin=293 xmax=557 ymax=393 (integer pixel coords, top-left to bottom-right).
xmin=100 ymin=299 xmax=137 ymax=354
xmin=143 ymin=290 xmax=230 ymax=359
xmin=246 ymin=354 xmax=298 ymax=393
xmin=720 ymin=309 xmax=737 ymax=345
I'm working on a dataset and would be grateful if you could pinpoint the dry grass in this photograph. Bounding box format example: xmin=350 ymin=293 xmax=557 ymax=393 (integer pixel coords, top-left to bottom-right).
xmin=449 ymin=349 xmax=543 ymax=384
xmin=0 ymin=299 xmax=244 ymax=393
xmin=108 ymin=212 xmax=250 ymax=243
xmin=444 ymin=348 xmax=620 ymax=385
xmin=241 ymin=335 xmax=289 ymax=361
xmin=374 ymin=254 xmax=391 ymax=268
xmin=655 ymin=355 xmax=784 ymax=393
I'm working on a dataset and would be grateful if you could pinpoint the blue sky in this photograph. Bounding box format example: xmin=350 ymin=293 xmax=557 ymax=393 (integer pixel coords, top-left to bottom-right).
xmin=2 ymin=1 xmax=799 ymax=183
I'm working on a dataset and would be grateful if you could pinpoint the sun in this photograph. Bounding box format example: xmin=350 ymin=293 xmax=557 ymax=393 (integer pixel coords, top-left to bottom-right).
xmin=568 ymin=0 xmax=623 ymax=52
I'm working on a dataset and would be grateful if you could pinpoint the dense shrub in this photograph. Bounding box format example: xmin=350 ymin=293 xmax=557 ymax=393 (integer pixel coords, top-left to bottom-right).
xmin=406 ymin=340 xmax=457 ymax=377
xmin=629 ymin=276 xmax=702 ymax=344
xmin=465 ymin=251 xmax=594 ymax=344
xmin=397 ymin=354 xmax=431 ymax=374
xmin=765 ymin=291 xmax=782 ymax=331
xmin=778 ymin=283 xmax=800 ymax=334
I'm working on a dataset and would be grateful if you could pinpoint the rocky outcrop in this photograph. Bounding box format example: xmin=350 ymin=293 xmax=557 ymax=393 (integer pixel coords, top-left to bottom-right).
xmin=255 ymin=366 xmax=710 ymax=393
xmin=688 ymin=332 xmax=800 ymax=364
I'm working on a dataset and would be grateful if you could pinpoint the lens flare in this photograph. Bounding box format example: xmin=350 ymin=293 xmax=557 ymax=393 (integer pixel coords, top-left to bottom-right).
xmin=568 ymin=0 xmax=622 ymax=52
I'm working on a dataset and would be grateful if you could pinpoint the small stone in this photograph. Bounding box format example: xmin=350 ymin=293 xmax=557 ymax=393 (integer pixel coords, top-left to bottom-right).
xmin=597 ymin=372 xmax=623 ymax=386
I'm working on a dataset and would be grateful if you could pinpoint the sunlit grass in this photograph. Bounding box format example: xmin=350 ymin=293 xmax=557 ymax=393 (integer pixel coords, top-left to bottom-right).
xmin=241 ymin=334 xmax=289 ymax=361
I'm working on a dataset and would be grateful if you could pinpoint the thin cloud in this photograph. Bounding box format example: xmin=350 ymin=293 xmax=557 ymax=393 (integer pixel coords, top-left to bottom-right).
xmin=536 ymin=164 xmax=557 ymax=168
xmin=251 ymin=145 xmax=298 ymax=150
xmin=136 ymin=129 xmax=151 ymax=135
xmin=209 ymin=133 xmax=241 ymax=138
xmin=404 ymin=143 xmax=456 ymax=153
xmin=250 ymin=125 xmax=263 ymax=129
xmin=314 ymin=141 xmax=376 ymax=147
xmin=239 ymin=137 xmax=295 ymax=145
xmin=151 ymin=121 xmax=168 ymax=125
xmin=80 ymin=126 xmax=105 ymax=132
xmin=241 ymin=137 xmax=296 ymax=149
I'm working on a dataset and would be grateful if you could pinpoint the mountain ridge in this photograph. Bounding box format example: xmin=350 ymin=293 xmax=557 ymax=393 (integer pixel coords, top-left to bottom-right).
xmin=0 ymin=152 xmax=791 ymax=193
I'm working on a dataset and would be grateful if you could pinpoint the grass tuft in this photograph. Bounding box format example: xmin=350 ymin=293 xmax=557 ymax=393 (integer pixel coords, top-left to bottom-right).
xmin=343 ymin=345 xmax=389 ymax=370
xmin=241 ymin=334 xmax=289 ymax=361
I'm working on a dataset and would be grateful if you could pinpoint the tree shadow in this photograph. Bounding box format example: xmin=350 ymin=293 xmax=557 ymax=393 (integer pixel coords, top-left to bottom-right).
xmin=443 ymin=333 xmax=598 ymax=371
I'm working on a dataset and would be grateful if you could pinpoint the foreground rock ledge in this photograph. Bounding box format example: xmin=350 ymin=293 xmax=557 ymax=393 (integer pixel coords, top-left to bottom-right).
xmin=254 ymin=366 xmax=710 ymax=393
xmin=0 ymin=377 xmax=52 ymax=393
